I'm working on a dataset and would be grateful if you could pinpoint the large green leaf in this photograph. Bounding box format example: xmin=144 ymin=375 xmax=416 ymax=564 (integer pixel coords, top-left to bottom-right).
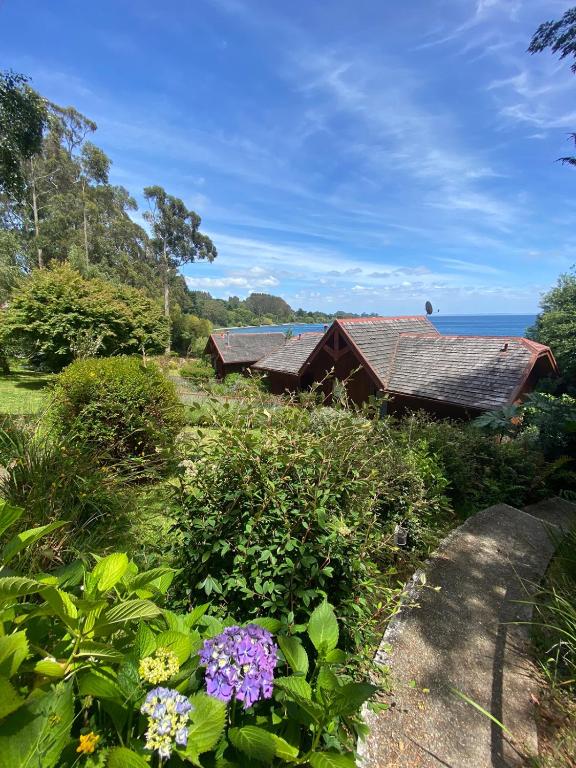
xmin=43 ymin=587 xmax=78 ymax=624
xmin=34 ymin=659 xmax=65 ymax=679
xmin=86 ymin=552 xmax=129 ymax=596
xmin=77 ymin=669 xmax=122 ymax=700
xmin=331 ymin=683 xmax=379 ymax=715
xmin=250 ymin=617 xmax=282 ymax=633
xmin=186 ymin=692 xmax=227 ymax=755
xmin=1 ymin=520 xmax=66 ymax=566
xmin=0 ymin=502 xmax=22 ymax=539
xmin=126 ymin=566 xmax=176 ymax=596
xmin=309 ymin=752 xmax=356 ymax=768
xmin=107 ymin=747 xmax=149 ymax=767
xmin=0 ymin=681 xmax=73 ymax=768
xmin=0 ymin=576 xmax=47 ymax=601
xmin=0 ymin=676 xmax=24 ymax=719
xmin=275 ymin=675 xmax=312 ymax=700
xmin=133 ymin=621 xmax=156 ymax=660
xmin=307 ymin=601 xmax=339 ymax=655
xmin=229 ymin=726 xmax=277 ymax=764
xmin=97 ymin=598 xmax=161 ymax=628
xmin=76 ymin=641 xmax=124 ymax=661
xmin=278 ymin=636 xmax=309 ymax=676
xmin=0 ymin=632 xmax=28 ymax=677
xmin=154 ymin=629 xmax=192 ymax=665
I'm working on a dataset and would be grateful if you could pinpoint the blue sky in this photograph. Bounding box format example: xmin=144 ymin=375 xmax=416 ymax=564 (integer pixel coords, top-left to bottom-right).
xmin=2 ymin=0 xmax=576 ymax=314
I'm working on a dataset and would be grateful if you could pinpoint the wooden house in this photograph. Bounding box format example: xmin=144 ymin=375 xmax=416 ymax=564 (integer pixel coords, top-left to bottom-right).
xmin=205 ymin=331 xmax=287 ymax=378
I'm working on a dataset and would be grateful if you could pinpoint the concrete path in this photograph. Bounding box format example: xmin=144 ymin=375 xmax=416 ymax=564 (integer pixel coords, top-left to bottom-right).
xmin=360 ymin=498 xmax=576 ymax=768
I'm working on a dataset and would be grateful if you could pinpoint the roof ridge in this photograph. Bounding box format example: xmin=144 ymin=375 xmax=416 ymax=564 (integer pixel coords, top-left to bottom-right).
xmin=337 ymin=315 xmax=429 ymax=324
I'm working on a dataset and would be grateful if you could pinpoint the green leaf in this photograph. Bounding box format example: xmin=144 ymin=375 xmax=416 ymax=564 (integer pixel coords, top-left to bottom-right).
xmin=331 ymin=682 xmax=379 ymax=715
xmin=278 ymin=636 xmax=309 ymax=676
xmin=275 ymin=675 xmax=312 ymax=700
xmin=126 ymin=567 xmax=176 ymax=595
xmin=76 ymin=641 xmax=124 ymax=661
xmin=309 ymin=752 xmax=356 ymax=768
xmin=186 ymin=693 xmax=227 ymax=755
xmin=307 ymin=601 xmax=339 ymax=655
xmin=77 ymin=669 xmax=122 ymax=700
xmin=1 ymin=520 xmax=66 ymax=566
xmin=0 ymin=676 xmax=24 ymax=718
xmin=0 ymin=681 xmax=73 ymax=768
xmin=324 ymin=648 xmax=347 ymax=664
xmin=317 ymin=666 xmax=339 ymax=691
xmin=133 ymin=622 xmax=156 ymax=660
xmin=34 ymin=659 xmax=65 ymax=678
xmin=270 ymin=733 xmax=299 ymax=762
xmin=43 ymin=587 xmax=78 ymax=623
xmin=87 ymin=552 xmax=129 ymax=596
xmin=154 ymin=629 xmax=192 ymax=665
xmin=229 ymin=726 xmax=277 ymax=763
xmin=250 ymin=617 xmax=282 ymax=633
xmin=107 ymin=747 xmax=149 ymax=767
xmin=0 ymin=632 xmax=28 ymax=677
xmin=0 ymin=576 xmax=46 ymax=600
xmin=97 ymin=598 xmax=161 ymax=628
xmin=0 ymin=501 xmax=22 ymax=538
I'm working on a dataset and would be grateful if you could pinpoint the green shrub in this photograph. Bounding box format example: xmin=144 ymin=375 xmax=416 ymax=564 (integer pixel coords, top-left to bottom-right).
xmin=179 ymin=357 xmax=215 ymax=382
xmin=48 ymin=356 xmax=184 ymax=469
xmin=172 ymin=406 xmax=452 ymax=648
xmin=398 ymin=412 xmax=547 ymax=516
xmin=0 ymin=506 xmax=375 ymax=767
xmin=0 ymin=421 xmax=136 ymax=565
xmin=0 ymin=263 xmax=169 ymax=371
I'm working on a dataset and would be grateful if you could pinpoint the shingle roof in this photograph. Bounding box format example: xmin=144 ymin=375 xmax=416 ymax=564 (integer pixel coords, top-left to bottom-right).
xmin=208 ymin=332 xmax=287 ymax=364
xmin=253 ymin=332 xmax=325 ymax=375
xmin=338 ymin=316 xmax=439 ymax=386
xmin=387 ymin=334 xmax=542 ymax=410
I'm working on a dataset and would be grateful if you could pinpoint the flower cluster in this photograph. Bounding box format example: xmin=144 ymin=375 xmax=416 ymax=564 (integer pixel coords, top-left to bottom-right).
xmin=141 ymin=687 xmax=193 ymax=759
xmin=199 ymin=624 xmax=277 ymax=709
xmin=76 ymin=732 xmax=99 ymax=754
xmin=139 ymin=647 xmax=180 ymax=684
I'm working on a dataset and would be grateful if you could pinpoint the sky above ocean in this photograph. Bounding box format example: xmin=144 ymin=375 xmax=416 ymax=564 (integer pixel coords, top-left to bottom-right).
xmin=2 ymin=0 xmax=576 ymax=314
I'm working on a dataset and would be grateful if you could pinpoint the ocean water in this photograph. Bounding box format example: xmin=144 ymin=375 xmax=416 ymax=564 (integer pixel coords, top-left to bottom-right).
xmin=228 ymin=315 xmax=537 ymax=338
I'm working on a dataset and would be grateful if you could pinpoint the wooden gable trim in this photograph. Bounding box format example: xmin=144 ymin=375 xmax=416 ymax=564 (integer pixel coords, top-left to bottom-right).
xmin=302 ymin=320 xmax=384 ymax=392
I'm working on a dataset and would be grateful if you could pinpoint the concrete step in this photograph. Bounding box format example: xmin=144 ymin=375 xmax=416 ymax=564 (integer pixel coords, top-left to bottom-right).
xmin=360 ymin=499 xmax=576 ymax=768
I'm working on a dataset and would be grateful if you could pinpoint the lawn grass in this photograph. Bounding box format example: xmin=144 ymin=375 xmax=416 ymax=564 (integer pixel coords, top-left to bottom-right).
xmin=0 ymin=363 xmax=54 ymax=414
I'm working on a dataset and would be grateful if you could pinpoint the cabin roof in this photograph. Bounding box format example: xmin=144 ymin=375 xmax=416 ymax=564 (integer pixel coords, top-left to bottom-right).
xmin=206 ymin=331 xmax=287 ymax=364
xmin=253 ymin=332 xmax=325 ymax=375
xmin=386 ymin=334 xmax=557 ymax=410
xmin=335 ymin=316 xmax=439 ymax=385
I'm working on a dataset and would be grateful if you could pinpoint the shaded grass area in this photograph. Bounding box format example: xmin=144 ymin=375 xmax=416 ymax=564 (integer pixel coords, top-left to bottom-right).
xmin=0 ymin=364 xmax=54 ymax=414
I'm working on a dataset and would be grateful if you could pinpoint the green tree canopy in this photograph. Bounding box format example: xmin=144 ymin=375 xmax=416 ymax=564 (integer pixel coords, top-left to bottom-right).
xmin=0 ymin=263 xmax=169 ymax=371
xmin=0 ymin=71 xmax=46 ymax=200
xmin=528 ymin=267 xmax=576 ymax=386
xmin=530 ymin=8 xmax=576 ymax=165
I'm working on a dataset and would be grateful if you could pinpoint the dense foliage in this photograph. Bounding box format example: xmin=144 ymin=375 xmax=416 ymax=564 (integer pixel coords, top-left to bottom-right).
xmin=49 ymin=356 xmax=184 ymax=469
xmin=0 ymin=264 xmax=169 ymax=370
xmin=528 ymin=268 xmax=576 ymax=389
xmin=0 ymin=502 xmax=375 ymax=767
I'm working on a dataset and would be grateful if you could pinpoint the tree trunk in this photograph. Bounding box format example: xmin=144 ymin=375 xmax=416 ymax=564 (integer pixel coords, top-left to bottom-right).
xmin=30 ymin=160 xmax=43 ymax=269
xmin=163 ymin=246 xmax=171 ymax=355
xmin=82 ymin=181 xmax=89 ymax=265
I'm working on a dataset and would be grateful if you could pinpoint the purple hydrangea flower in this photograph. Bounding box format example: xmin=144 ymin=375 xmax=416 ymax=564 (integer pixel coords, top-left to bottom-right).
xmin=141 ymin=687 xmax=193 ymax=758
xmin=198 ymin=624 xmax=278 ymax=709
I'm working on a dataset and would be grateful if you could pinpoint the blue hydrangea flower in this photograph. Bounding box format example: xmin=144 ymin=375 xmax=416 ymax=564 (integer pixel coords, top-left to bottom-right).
xmin=141 ymin=687 xmax=193 ymax=759
xmin=199 ymin=624 xmax=277 ymax=709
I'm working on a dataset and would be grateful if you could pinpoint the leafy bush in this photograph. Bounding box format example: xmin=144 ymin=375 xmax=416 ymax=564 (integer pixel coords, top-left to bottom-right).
xmin=0 ymin=422 xmax=135 ymax=565
xmin=399 ymin=412 xmax=548 ymax=516
xmin=172 ymin=406 xmax=453 ymax=648
xmin=0 ymin=263 xmax=169 ymax=371
xmin=48 ymin=356 xmax=184 ymax=469
xmin=522 ymin=392 xmax=576 ymax=459
xmin=179 ymin=357 xmax=215 ymax=382
xmin=0 ymin=503 xmax=375 ymax=766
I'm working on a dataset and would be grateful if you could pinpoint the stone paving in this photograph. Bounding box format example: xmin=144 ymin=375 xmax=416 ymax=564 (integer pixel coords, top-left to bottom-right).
xmin=359 ymin=498 xmax=576 ymax=768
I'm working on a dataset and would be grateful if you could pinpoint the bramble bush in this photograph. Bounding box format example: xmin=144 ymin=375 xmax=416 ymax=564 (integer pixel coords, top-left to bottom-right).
xmin=48 ymin=356 xmax=184 ymax=470
xmin=0 ymin=500 xmax=376 ymax=767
